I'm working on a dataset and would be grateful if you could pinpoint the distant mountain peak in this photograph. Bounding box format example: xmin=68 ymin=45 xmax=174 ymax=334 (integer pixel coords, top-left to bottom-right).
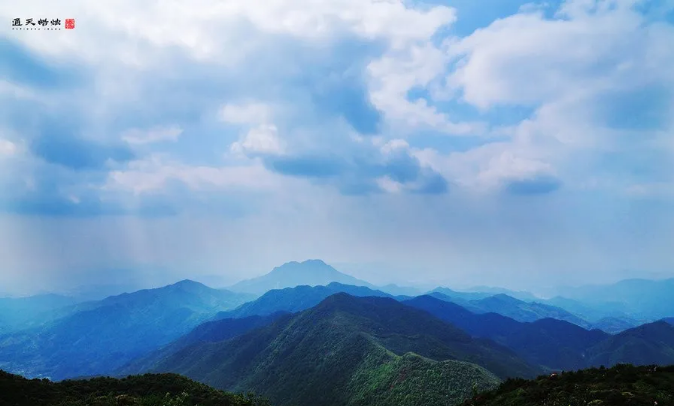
xmin=229 ymin=259 xmax=374 ymax=294
xmin=480 ymin=294 xmax=523 ymax=304
xmin=270 ymin=259 xmax=336 ymax=274
xmin=165 ymin=279 xmax=211 ymax=292
xmin=302 ymin=259 xmax=328 ymax=265
xmin=172 ymin=279 xmax=204 ymax=287
xmin=624 ymin=320 xmax=674 ymax=335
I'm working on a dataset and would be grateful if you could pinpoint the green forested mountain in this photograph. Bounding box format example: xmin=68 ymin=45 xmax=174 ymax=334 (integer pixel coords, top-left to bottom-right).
xmin=136 ymin=293 xmax=540 ymax=406
xmin=461 ymin=364 xmax=674 ymax=406
xmin=118 ymin=312 xmax=289 ymax=376
xmin=0 ymin=280 xmax=252 ymax=380
xmin=0 ymin=369 xmax=271 ymax=406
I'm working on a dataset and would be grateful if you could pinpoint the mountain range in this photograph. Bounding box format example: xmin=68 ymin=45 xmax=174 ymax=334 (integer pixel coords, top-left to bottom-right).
xmin=428 ymin=291 xmax=593 ymax=329
xmin=405 ymin=295 xmax=674 ymax=371
xmin=127 ymin=293 xmax=540 ymax=406
xmin=0 ymin=280 xmax=252 ymax=380
xmin=550 ymin=278 xmax=674 ymax=320
xmin=2 ymin=259 xmax=674 ymax=406
xmin=216 ymin=282 xmax=398 ymax=319
xmin=405 ymin=295 xmax=609 ymax=371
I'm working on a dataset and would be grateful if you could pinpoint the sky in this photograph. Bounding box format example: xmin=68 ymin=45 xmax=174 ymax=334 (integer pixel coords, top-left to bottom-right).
xmin=1 ymin=0 xmax=674 ymax=295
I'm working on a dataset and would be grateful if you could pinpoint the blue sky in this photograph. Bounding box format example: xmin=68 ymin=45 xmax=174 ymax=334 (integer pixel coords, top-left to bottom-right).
xmin=1 ymin=0 xmax=673 ymax=295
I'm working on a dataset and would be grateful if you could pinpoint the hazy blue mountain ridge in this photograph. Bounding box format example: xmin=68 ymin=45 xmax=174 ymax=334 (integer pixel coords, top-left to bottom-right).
xmin=0 ymin=280 xmax=252 ymax=380
xmin=228 ymin=260 xmax=375 ymax=295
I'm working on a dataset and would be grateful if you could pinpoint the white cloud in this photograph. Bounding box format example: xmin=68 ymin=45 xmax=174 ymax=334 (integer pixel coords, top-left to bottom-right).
xmin=121 ymin=126 xmax=183 ymax=145
xmin=367 ymin=43 xmax=483 ymax=134
xmin=376 ymin=176 xmax=403 ymax=193
xmin=400 ymin=1 xmax=673 ymax=195
xmin=230 ymin=124 xmax=285 ymax=155
xmin=380 ymin=139 xmax=409 ymax=154
xmin=445 ymin=2 xmax=673 ymax=110
xmin=0 ymin=139 xmax=17 ymax=157
xmin=0 ymin=81 xmax=41 ymax=101
xmin=3 ymin=0 xmax=456 ymax=65
xmin=105 ymin=155 xmax=280 ymax=195
xmin=219 ymin=102 xmax=271 ymax=125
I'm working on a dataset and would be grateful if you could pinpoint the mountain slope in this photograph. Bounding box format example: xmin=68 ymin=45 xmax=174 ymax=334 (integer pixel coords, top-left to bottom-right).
xmin=0 ymin=369 xmax=271 ymax=406
xmin=141 ymin=294 xmax=540 ymax=406
xmin=462 ymin=364 xmax=674 ymax=406
xmin=464 ymin=286 xmax=541 ymax=302
xmin=228 ymin=260 xmax=374 ymax=294
xmin=0 ymin=280 xmax=252 ymax=380
xmin=470 ymin=294 xmax=592 ymax=328
xmin=0 ymin=294 xmax=79 ymax=334
xmin=217 ymin=282 xmax=395 ymax=319
xmin=118 ymin=312 xmax=289 ymax=375
xmin=430 ymin=292 xmax=592 ymax=328
xmin=591 ymin=316 xmax=642 ymax=334
xmin=586 ymin=321 xmax=674 ymax=367
xmin=405 ymin=295 xmax=609 ymax=371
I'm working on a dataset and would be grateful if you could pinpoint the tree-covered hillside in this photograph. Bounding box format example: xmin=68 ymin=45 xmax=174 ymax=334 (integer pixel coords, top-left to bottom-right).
xmin=136 ymin=293 xmax=540 ymax=406
xmin=0 ymin=370 xmax=271 ymax=406
xmin=461 ymin=364 xmax=674 ymax=406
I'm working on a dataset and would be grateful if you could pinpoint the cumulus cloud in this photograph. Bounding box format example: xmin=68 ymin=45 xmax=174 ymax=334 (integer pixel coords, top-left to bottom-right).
xmin=1 ymin=0 xmax=674 ymax=291
xmin=0 ymin=139 xmax=17 ymax=156
xmin=122 ymin=126 xmax=183 ymax=145
xmin=230 ymin=124 xmax=285 ymax=156
xmin=220 ymin=102 xmax=272 ymax=125
xmin=105 ymin=155 xmax=281 ymax=195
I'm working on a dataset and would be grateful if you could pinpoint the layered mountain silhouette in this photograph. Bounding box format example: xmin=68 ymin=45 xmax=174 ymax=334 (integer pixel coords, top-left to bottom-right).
xmin=406 ymin=295 xmax=674 ymax=371
xmin=405 ymin=295 xmax=608 ymax=371
xmin=429 ymin=291 xmax=592 ymax=328
xmin=217 ymin=282 xmax=396 ymax=319
xmin=585 ymin=320 xmax=674 ymax=367
xmin=3 ymin=265 xmax=674 ymax=406
xmin=0 ymin=280 xmax=252 ymax=380
xmin=552 ymin=278 xmax=674 ymax=320
xmin=130 ymin=294 xmax=541 ymax=406
xmin=591 ymin=316 xmax=642 ymax=334
xmin=228 ymin=260 xmax=374 ymax=295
